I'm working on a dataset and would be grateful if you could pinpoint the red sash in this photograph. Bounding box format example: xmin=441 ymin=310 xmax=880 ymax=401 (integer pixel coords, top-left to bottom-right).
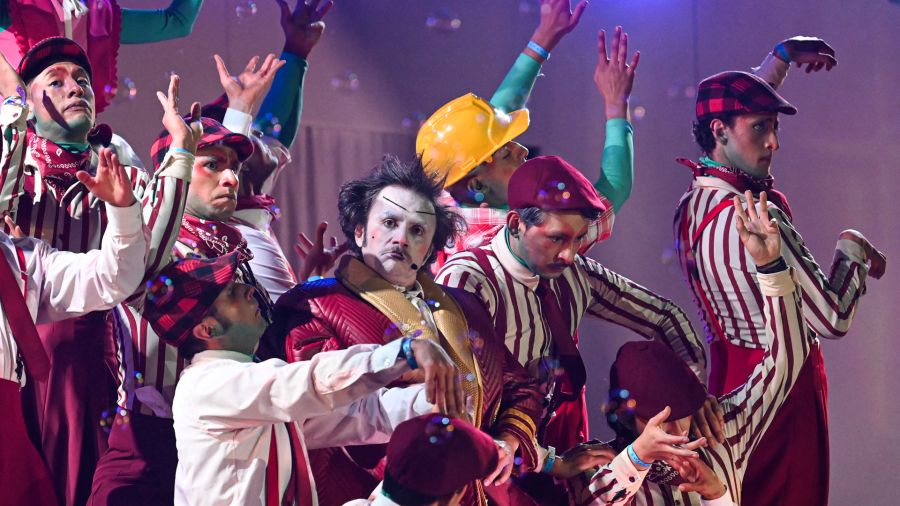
xmin=266 ymin=423 xmax=313 ymax=506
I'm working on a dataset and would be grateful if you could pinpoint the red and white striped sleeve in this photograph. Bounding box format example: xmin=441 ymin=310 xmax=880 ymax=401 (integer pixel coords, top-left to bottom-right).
xmin=770 ymin=206 xmax=868 ymax=339
xmin=575 ymin=450 xmax=649 ymax=505
xmin=435 ymin=250 xmax=500 ymax=317
xmin=126 ymin=151 xmax=193 ymax=306
xmin=717 ymin=266 xmax=810 ymax=466
xmin=0 ymin=100 xmax=27 ymax=219
xmin=579 ymin=258 xmax=707 ymax=380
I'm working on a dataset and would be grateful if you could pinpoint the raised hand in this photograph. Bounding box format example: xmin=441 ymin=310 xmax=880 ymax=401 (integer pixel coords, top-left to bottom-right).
xmin=483 ymin=433 xmax=519 ymax=486
xmin=552 ymin=442 xmax=618 ymax=479
xmin=668 ymin=454 xmax=728 ymax=500
xmin=409 ymin=339 xmax=464 ymax=419
xmin=691 ymin=394 xmax=725 ymax=449
xmin=0 ymin=52 xmax=24 ymax=100
xmin=594 ymin=26 xmax=640 ymax=120
xmin=76 ymin=148 xmax=136 ymax=207
xmin=839 ymin=229 xmax=887 ymax=279
xmin=776 ymin=36 xmax=837 ymax=73
xmin=214 ymin=54 xmax=287 ymax=114
xmin=631 ymin=406 xmax=707 ymax=467
xmin=156 ymin=74 xmax=202 ymax=154
xmin=3 ymin=215 xmax=24 ymax=238
xmin=277 ymin=0 xmax=334 ymax=58
xmin=733 ymin=191 xmax=781 ymax=267
xmin=295 ymin=221 xmax=349 ymax=281
xmin=530 ymin=0 xmax=588 ymax=56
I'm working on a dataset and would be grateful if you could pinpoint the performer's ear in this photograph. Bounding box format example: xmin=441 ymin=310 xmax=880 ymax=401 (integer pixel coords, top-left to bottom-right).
xmin=710 ymin=119 xmax=728 ymax=145
xmin=192 ymin=316 xmax=219 ymax=341
xmin=354 ymin=225 xmax=366 ymax=248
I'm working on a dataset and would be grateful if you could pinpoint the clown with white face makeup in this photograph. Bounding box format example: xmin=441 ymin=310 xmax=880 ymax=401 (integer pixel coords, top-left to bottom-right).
xmin=264 ymin=156 xmax=547 ymax=506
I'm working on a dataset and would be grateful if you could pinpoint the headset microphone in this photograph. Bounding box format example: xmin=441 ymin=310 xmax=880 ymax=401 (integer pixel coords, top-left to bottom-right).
xmin=410 ymin=263 xmax=419 ymax=270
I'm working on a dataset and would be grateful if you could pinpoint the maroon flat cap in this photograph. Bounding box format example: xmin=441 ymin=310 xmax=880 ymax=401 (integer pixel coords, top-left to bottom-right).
xmin=142 ymin=252 xmax=240 ymax=348
xmin=385 ymin=414 xmax=499 ymax=498
xmin=695 ymin=70 xmax=797 ymax=123
xmin=18 ymin=37 xmax=92 ymax=85
xmin=150 ymin=117 xmax=254 ymax=171
xmin=507 ymin=155 xmax=606 ymax=213
xmin=609 ymin=341 xmax=707 ymax=422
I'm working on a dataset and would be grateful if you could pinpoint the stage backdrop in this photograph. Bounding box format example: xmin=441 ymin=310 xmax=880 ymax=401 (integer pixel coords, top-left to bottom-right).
xmin=112 ymin=1 xmax=900 ymax=502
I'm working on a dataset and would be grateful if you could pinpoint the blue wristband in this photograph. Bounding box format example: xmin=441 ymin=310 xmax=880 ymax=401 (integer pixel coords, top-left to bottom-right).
xmin=773 ymin=43 xmax=791 ymax=64
xmin=541 ymin=446 xmax=557 ymax=473
xmin=526 ymin=40 xmax=550 ymax=60
xmin=627 ymin=444 xmax=652 ymax=469
xmin=169 ymin=147 xmax=193 ymax=156
xmin=401 ymin=337 xmax=418 ymax=370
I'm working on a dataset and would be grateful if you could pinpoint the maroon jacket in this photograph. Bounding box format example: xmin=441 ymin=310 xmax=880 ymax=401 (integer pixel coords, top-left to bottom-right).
xmin=264 ymin=257 xmax=543 ymax=506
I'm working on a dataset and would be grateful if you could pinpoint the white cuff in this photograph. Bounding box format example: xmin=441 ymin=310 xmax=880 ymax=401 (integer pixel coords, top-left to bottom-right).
xmin=700 ymin=491 xmax=737 ymax=506
xmin=104 ymin=198 xmax=143 ymax=237
xmin=157 ymin=150 xmax=194 ymax=180
xmin=756 ymin=266 xmax=796 ymax=297
xmin=836 ymin=239 xmax=867 ymax=265
xmin=752 ymin=53 xmax=790 ymax=90
xmin=223 ymin=108 xmax=253 ymax=135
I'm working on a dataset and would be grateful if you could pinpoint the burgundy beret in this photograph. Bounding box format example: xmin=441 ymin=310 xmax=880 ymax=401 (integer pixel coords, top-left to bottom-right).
xmin=18 ymin=37 xmax=92 ymax=85
xmin=386 ymin=414 xmax=499 ymax=497
xmin=507 ymin=155 xmax=606 ymax=214
xmin=142 ymin=252 xmax=240 ymax=348
xmin=609 ymin=341 xmax=707 ymax=422
xmin=696 ymin=70 xmax=797 ymax=123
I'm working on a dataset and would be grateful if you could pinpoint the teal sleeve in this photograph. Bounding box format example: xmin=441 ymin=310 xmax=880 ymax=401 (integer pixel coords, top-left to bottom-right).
xmin=595 ymin=118 xmax=634 ymax=212
xmin=488 ymin=53 xmax=542 ymax=113
xmin=120 ymin=0 xmax=203 ymax=44
xmin=254 ymin=52 xmax=307 ymax=148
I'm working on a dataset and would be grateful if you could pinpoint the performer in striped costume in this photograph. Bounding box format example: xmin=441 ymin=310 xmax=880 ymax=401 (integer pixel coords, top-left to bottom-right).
xmin=673 ymin=38 xmax=885 ymax=505
xmin=573 ymin=191 xmax=815 ymax=506
xmin=0 ymin=37 xmax=193 ymax=505
xmin=89 ymin=54 xmax=287 ymax=504
xmin=436 ymin=156 xmax=715 ymax=503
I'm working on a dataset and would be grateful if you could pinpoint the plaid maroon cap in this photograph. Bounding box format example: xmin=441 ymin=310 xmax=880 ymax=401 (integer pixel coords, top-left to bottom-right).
xmin=696 ymin=71 xmax=797 ymax=123
xmin=609 ymin=341 xmax=707 ymax=422
xmin=18 ymin=37 xmax=93 ymax=84
xmin=508 ymin=155 xmax=607 ymax=214
xmin=142 ymin=252 xmax=240 ymax=348
xmin=149 ymin=117 xmax=255 ymax=171
xmin=385 ymin=414 xmax=499 ymax=497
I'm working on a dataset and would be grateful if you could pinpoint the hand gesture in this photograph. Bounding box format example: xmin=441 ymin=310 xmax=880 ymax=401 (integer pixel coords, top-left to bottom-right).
xmin=0 ymin=52 xmax=24 ymax=101
xmin=667 ymin=454 xmax=728 ymax=500
xmin=76 ymin=148 xmax=136 ymax=208
xmin=552 ymin=442 xmax=618 ymax=479
xmin=631 ymin=406 xmax=707 ymax=466
xmin=531 ymin=0 xmax=588 ymax=54
xmin=483 ymin=433 xmax=519 ymax=486
xmin=214 ymin=54 xmax=287 ymax=114
xmin=295 ymin=221 xmax=349 ymax=281
xmin=777 ymin=36 xmax=837 ymax=73
xmin=409 ymin=339 xmax=465 ymax=418
xmin=594 ymin=26 xmax=640 ymax=120
xmin=839 ymin=229 xmax=887 ymax=279
xmin=278 ymin=0 xmax=334 ymax=58
xmin=3 ymin=215 xmax=24 ymax=238
xmin=733 ymin=191 xmax=782 ymax=267
xmin=156 ymin=74 xmax=202 ymax=154
xmin=690 ymin=394 xmax=726 ymax=449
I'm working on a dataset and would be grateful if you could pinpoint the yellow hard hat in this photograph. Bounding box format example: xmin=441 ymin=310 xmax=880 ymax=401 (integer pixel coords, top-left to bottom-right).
xmin=416 ymin=93 xmax=530 ymax=188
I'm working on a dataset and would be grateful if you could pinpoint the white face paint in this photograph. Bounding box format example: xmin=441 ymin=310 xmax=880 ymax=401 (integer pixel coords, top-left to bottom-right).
xmin=355 ymin=185 xmax=436 ymax=288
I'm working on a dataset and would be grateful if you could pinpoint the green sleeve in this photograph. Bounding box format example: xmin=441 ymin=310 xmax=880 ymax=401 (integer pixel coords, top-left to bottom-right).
xmin=254 ymin=52 xmax=307 ymax=148
xmin=488 ymin=53 xmax=542 ymax=113
xmin=120 ymin=0 xmax=203 ymax=44
xmin=595 ymin=118 xmax=634 ymax=212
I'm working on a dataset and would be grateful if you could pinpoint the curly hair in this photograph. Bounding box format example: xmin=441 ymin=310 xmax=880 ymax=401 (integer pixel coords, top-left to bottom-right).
xmin=692 ymin=114 xmax=738 ymax=154
xmin=338 ymin=155 xmax=466 ymax=268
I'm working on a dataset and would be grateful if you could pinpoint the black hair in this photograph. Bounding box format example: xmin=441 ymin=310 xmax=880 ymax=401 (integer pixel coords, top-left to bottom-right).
xmin=692 ymin=114 xmax=738 ymax=154
xmin=514 ymin=206 xmax=603 ymax=228
xmin=338 ymin=155 xmax=466 ymax=267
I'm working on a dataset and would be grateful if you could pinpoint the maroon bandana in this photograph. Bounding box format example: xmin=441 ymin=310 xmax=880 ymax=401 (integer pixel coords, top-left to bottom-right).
xmin=235 ymin=194 xmax=281 ymax=219
xmin=677 ymin=158 xmax=793 ymax=221
xmin=26 ymin=131 xmax=92 ymax=193
xmin=179 ymin=214 xmax=254 ymax=262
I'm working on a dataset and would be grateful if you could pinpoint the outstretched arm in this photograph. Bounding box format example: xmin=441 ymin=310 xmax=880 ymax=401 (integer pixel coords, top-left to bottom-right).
xmin=490 ymin=0 xmax=587 ymax=112
xmin=120 ymin=0 xmax=203 ymax=44
xmin=753 ymin=36 xmax=837 ymax=90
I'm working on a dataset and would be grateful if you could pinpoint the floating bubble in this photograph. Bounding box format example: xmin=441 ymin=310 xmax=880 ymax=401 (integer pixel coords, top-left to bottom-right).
xmin=123 ymin=77 xmax=137 ymax=101
xmin=518 ymin=0 xmax=539 ymax=15
xmin=401 ymin=111 xmax=427 ymax=130
xmin=557 ymin=182 xmax=566 ymax=190
xmin=632 ymin=105 xmax=646 ymax=121
xmin=426 ymin=9 xmax=462 ymax=32
xmin=235 ymin=0 xmax=258 ymax=19
xmin=330 ymin=70 xmax=361 ymax=93
xmin=683 ymin=85 xmax=696 ymax=99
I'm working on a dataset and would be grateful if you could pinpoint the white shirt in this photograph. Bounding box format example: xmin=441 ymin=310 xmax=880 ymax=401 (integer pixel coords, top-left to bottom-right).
xmin=231 ymin=208 xmax=296 ymax=301
xmin=172 ymin=339 xmax=432 ymax=506
xmin=0 ymin=200 xmax=147 ymax=382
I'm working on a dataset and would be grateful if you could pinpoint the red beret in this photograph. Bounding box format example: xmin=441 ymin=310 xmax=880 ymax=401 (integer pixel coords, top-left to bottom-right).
xmin=385 ymin=414 xmax=498 ymax=498
xmin=507 ymin=156 xmax=606 ymax=214
xmin=609 ymin=341 xmax=706 ymax=422
xmin=696 ymin=71 xmax=797 ymax=123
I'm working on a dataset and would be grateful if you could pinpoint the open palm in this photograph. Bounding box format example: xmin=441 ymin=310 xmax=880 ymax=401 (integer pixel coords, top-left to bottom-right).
xmin=733 ymin=191 xmax=782 ymax=267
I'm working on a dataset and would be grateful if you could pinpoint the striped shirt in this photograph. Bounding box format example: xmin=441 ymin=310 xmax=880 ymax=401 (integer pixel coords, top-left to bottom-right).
xmin=575 ymin=267 xmax=810 ymax=505
xmin=432 ymin=191 xmax=616 ymax=273
xmin=436 ymin=229 xmax=705 ymax=382
xmin=674 ymin=176 xmax=868 ymax=349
